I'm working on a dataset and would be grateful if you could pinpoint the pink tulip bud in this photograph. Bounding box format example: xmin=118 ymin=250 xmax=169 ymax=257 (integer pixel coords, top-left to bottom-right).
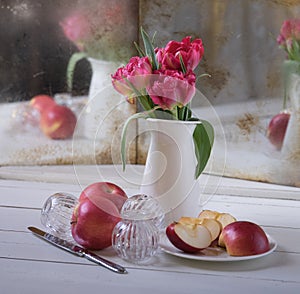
xmin=277 ymin=19 xmax=300 ymax=60
xmin=147 ymin=70 xmax=196 ymax=110
xmin=156 ymin=36 xmax=204 ymax=71
xmin=111 ymin=57 xmax=152 ymax=102
xmin=60 ymin=11 xmax=91 ymax=51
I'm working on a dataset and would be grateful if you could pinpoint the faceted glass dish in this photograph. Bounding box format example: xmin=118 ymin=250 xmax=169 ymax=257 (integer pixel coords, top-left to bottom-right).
xmin=112 ymin=194 xmax=165 ymax=263
xmin=40 ymin=192 xmax=78 ymax=242
xmin=120 ymin=194 xmax=165 ymax=229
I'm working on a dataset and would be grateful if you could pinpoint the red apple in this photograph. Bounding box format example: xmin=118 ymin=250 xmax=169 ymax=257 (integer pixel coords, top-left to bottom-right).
xmin=79 ymin=182 xmax=127 ymax=211
xmin=219 ymin=221 xmax=270 ymax=256
xmin=30 ymin=94 xmax=56 ymax=113
xmin=71 ymin=197 xmax=121 ymax=250
xmin=40 ymin=104 xmax=77 ymax=139
xmin=267 ymin=112 xmax=290 ymax=150
xmin=166 ymin=222 xmax=212 ymax=253
xmin=71 ymin=182 xmax=128 ymax=250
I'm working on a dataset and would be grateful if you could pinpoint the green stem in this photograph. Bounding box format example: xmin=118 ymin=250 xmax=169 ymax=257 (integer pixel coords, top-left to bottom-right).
xmin=66 ymin=52 xmax=87 ymax=92
xmin=283 ymin=88 xmax=287 ymax=109
xmin=184 ymin=103 xmax=190 ymax=121
xmin=174 ymin=106 xmax=179 ymax=120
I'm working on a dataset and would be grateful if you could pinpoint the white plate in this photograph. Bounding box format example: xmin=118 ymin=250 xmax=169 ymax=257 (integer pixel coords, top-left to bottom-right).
xmin=159 ymin=234 xmax=277 ymax=262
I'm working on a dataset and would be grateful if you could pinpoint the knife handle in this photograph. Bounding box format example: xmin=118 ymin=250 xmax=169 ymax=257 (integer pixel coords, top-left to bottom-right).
xmin=83 ymin=251 xmax=128 ymax=274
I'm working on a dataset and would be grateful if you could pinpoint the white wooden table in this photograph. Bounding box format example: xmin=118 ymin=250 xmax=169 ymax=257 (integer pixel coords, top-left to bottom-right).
xmin=1 ymin=165 xmax=299 ymax=294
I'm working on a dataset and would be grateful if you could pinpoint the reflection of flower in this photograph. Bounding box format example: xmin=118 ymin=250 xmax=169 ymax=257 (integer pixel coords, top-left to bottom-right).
xmin=277 ymin=19 xmax=300 ymax=61
xmin=60 ymin=2 xmax=133 ymax=61
xmin=111 ymin=29 xmax=214 ymax=179
xmin=60 ymin=11 xmax=91 ymax=52
xmin=266 ymin=19 xmax=300 ymax=148
xmin=60 ymin=1 xmax=137 ymax=91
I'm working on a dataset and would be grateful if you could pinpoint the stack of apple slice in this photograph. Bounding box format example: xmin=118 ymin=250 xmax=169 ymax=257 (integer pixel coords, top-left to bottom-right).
xmin=166 ymin=209 xmax=236 ymax=253
xmin=166 ymin=209 xmax=270 ymax=256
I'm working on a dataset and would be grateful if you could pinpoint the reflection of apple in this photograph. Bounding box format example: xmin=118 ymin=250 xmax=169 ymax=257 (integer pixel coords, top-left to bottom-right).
xmin=71 ymin=182 xmax=127 ymax=250
xmin=30 ymin=94 xmax=56 ymax=113
xmin=40 ymin=104 xmax=77 ymax=139
xmin=166 ymin=222 xmax=212 ymax=253
xmin=267 ymin=112 xmax=290 ymax=150
xmin=218 ymin=221 xmax=270 ymax=256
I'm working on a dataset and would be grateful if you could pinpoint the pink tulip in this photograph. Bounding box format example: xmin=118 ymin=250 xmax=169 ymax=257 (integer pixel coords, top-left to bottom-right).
xmin=111 ymin=56 xmax=152 ymax=102
xmin=147 ymin=69 xmax=196 ymax=110
xmin=278 ymin=19 xmax=300 ymax=43
xmin=156 ymin=36 xmax=204 ymax=71
xmin=60 ymin=11 xmax=91 ymax=51
xmin=277 ymin=19 xmax=300 ymax=60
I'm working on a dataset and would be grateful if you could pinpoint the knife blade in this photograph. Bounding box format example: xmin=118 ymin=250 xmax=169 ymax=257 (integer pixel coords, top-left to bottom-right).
xmin=27 ymin=226 xmax=127 ymax=274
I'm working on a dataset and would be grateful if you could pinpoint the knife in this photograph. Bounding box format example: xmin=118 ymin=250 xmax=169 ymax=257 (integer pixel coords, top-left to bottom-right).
xmin=27 ymin=226 xmax=127 ymax=274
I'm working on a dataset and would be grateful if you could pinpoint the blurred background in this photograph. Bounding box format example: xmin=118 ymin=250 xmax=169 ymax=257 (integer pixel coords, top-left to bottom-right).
xmin=0 ymin=0 xmax=299 ymax=105
xmin=0 ymin=0 xmax=300 ymax=187
xmin=0 ymin=0 xmax=138 ymax=101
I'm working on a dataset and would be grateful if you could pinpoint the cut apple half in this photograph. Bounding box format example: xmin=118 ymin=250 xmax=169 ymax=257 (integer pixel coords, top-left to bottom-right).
xmin=218 ymin=221 xmax=270 ymax=256
xmin=166 ymin=222 xmax=212 ymax=253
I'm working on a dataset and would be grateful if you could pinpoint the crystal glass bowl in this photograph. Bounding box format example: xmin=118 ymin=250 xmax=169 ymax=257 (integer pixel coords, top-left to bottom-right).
xmin=112 ymin=194 xmax=165 ymax=263
xmin=40 ymin=192 xmax=78 ymax=242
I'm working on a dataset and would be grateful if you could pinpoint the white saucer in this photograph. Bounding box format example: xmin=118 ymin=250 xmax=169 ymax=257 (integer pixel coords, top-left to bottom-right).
xmin=159 ymin=234 xmax=277 ymax=262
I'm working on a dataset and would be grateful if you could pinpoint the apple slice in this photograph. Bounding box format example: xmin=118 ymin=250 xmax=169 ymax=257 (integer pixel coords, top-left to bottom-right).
xmin=177 ymin=217 xmax=221 ymax=242
xmin=218 ymin=232 xmax=226 ymax=248
xmin=216 ymin=213 xmax=237 ymax=230
xmin=198 ymin=209 xmax=220 ymax=220
xmin=166 ymin=222 xmax=212 ymax=253
xmin=199 ymin=218 xmax=222 ymax=242
xmin=178 ymin=216 xmax=201 ymax=225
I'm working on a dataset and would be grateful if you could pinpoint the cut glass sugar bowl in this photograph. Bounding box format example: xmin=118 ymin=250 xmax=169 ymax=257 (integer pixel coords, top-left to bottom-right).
xmin=112 ymin=194 xmax=165 ymax=264
xmin=40 ymin=192 xmax=79 ymax=242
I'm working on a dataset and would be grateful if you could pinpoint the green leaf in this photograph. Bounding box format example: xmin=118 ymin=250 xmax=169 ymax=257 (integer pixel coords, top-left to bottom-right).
xmin=140 ymin=27 xmax=159 ymax=70
xmin=66 ymin=52 xmax=87 ymax=92
xmin=197 ymin=73 xmax=212 ymax=79
xmin=121 ymin=77 xmax=155 ymax=112
xmin=179 ymin=54 xmax=187 ymax=74
xmin=138 ymin=94 xmax=156 ymax=112
xmin=193 ymin=120 xmax=214 ymax=179
xmin=134 ymin=41 xmax=145 ymax=57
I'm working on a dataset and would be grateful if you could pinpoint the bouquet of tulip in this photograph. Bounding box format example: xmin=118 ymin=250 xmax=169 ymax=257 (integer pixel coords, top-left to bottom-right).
xmin=277 ymin=18 xmax=300 ymax=106
xmin=277 ymin=18 xmax=300 ymax=62
xmin=111 ymin=28 xmax=214 ymax=179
